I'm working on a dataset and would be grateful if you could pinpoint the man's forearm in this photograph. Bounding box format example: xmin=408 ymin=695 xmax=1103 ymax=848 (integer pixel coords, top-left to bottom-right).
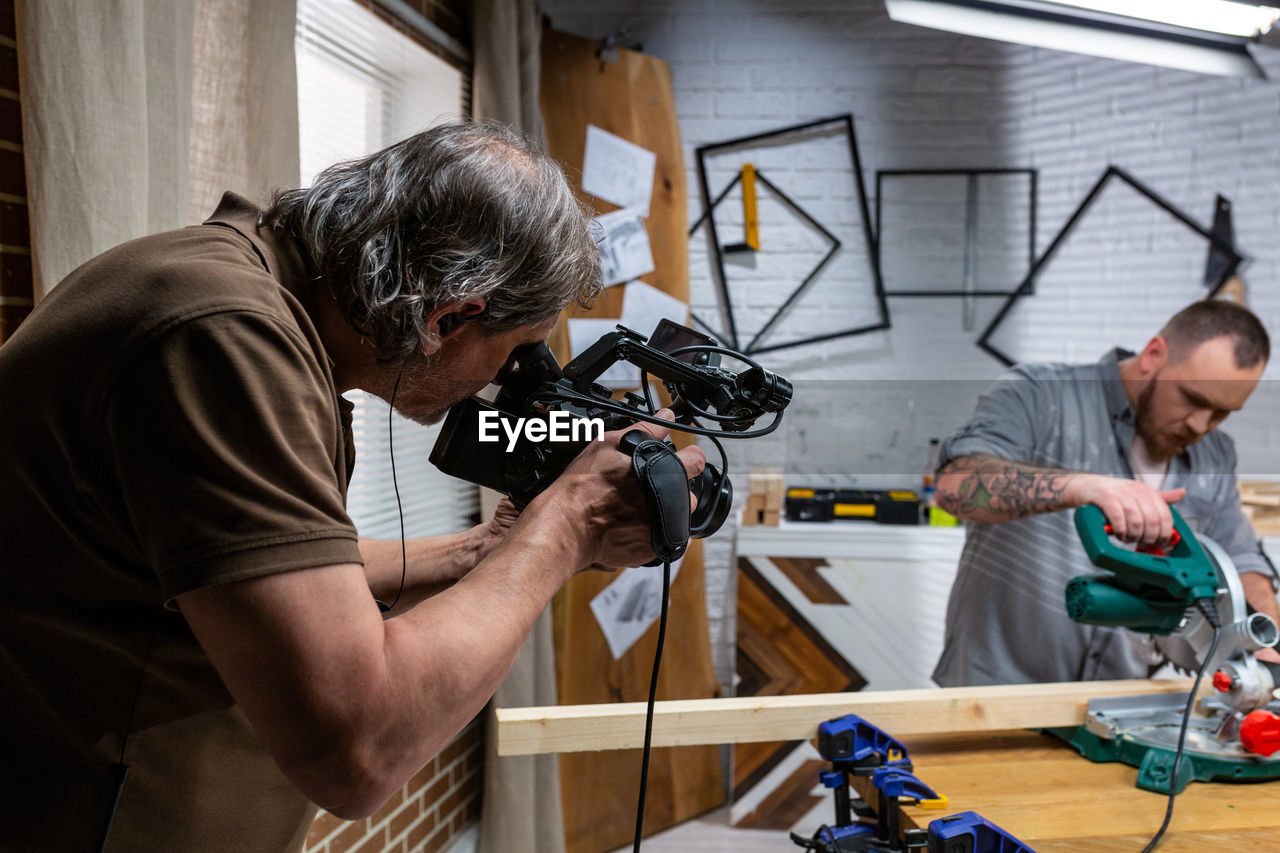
xmin=1242 ymin=571 xmax=1280 ymax=628
xmin=335 ymin=496 xmax=595 ymax=816
xmin=1239 ymin=571 xmax=1280 ymax=664
xmin=935 ymin=453 xmax=1085 ymax=523
xmin=180 ymin=507 xmax=583 ymax=820
xmin=359 ymin=531 xmax=478 ymax=610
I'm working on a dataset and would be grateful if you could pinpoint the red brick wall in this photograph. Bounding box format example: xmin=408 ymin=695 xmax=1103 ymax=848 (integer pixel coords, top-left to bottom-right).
xmin=0 ymin=0 xmax=32 ymax=343
xmin=305 ymin=718 xmax=485 ymax=853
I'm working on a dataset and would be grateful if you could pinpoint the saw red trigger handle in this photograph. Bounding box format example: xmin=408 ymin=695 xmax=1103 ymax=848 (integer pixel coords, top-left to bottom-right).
xmin=1103 ymin=523 xmax=1180 ymax=557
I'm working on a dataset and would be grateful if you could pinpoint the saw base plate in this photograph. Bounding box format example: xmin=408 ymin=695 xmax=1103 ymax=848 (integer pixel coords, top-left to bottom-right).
xmin=1047 ymin=692 xmax=1280 ymax=794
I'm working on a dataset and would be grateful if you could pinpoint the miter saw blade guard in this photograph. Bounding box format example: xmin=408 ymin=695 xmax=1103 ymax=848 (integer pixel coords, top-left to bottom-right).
xmin=1050 ymin=505 xmax=1280 ymax=791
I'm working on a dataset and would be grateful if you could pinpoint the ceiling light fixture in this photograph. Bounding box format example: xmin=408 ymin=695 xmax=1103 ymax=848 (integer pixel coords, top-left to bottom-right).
xmin=885 ymin=0 xmax=1270 ymax=78
xmin=1047 ymin=1 xmax=1279 ymax=39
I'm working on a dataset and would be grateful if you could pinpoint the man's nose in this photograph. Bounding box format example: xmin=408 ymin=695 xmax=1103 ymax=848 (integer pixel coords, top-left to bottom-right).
xmin=1186 ymin=409 xmax=1213 ymax=435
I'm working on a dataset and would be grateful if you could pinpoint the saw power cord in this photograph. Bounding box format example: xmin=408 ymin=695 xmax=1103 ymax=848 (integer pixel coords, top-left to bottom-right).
xmin=1141 ymin=597 xmax=1221 ymax=853
xmin=632 ymin=558 xmax=671 ymax=852
xmin=632 ymin=381 xmax=717 ymax=852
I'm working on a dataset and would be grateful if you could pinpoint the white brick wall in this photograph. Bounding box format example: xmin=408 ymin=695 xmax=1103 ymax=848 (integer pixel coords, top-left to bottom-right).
xmin=543 ymin=0 xmax=1280 ymax=687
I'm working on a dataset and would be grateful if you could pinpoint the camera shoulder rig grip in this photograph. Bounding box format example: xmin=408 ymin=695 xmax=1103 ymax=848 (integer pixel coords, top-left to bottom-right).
xmin=618 ymin=430 xmax=690 ymax=565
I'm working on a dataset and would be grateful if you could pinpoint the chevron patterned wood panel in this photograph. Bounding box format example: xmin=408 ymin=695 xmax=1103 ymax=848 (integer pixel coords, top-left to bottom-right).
xmin=732 ymin=557 xmax=866 ymax=828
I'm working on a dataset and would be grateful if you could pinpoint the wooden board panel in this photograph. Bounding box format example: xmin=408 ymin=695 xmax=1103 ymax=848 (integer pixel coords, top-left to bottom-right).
xmin=538 ymin=28 xmax=724 ymax=853
xmin=853 ymin=729 xmax=1280 ymax=851
xmin=495 ymin=679 xmax=1193 ymax=755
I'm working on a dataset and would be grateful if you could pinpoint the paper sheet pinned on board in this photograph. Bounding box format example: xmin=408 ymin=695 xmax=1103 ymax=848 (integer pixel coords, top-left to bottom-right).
xmin=582 ymin=125 xmax=657 ymax=216
xmin=621 ymin=280 xmax=688 ymax=342
xmin=567 ymin=317 xmax=638 ymax=389
xmin=589 ymin=557 xmax=684 ymax=660
xmin=566 ymin=283 xmax=689 ymax=391
xmin=594 ymin=208 xmax=654 ymax=287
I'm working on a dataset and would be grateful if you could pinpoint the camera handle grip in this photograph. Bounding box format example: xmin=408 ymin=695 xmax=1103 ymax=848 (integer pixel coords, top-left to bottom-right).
xmin=618 ymin=430 xmax=690 ymax=566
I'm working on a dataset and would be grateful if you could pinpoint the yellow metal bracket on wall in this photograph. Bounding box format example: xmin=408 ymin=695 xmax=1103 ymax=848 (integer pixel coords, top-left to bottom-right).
xmin=742 ymin=162 xmax=759 ymax=250
xmin=724 ymin=163 xmax=759 ymax=253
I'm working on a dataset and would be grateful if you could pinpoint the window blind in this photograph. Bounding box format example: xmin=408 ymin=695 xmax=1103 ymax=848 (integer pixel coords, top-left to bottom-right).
xmin=296 ymin=0 xmax=477 ymax=539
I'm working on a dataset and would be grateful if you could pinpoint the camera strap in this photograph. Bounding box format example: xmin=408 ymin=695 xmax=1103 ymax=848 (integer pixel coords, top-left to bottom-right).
xmin=617 ymin=430 xmax=690 ymax=565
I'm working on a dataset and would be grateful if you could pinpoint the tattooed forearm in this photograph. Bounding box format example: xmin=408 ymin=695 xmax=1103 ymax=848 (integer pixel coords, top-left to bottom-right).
xmin=934 ymin=454 xmax=1082 ymax=522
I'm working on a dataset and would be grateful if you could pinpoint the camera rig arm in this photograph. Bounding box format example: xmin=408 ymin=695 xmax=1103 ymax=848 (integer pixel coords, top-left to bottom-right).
xmin=429 ymin=320 xmax=792 ymax=559
xmin=557 ymin=327 xmax=792 ymax=431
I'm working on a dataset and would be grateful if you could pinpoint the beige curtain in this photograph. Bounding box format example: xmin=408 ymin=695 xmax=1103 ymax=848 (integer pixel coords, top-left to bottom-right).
xmin=471 ymin=0 xmax=545 ymax=143
xmin=188 ymin=0 xmax=299 ymax=223
xmin=16 ymin=0 xmax=298 ymax=300
xmin=471 ymin=3 xmax=566 ymax=852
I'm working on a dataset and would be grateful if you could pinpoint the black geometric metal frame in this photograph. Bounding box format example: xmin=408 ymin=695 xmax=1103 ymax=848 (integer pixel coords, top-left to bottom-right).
xmin=689 ymin=114 xmax=889 ymax=356
xmin=1204 ymin=194 xmax=1237 ymax=290
xmin=874 ymin=168 xmax=1038 ymax=298
xmin=976 ymin=165 xmax=1246 ymax=367
xmin=690 ymin=170 xmax=842 ymax=352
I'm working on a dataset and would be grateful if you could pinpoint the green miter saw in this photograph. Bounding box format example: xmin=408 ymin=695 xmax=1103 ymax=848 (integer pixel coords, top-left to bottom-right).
xmin=1048 ymin=503 xmax=1280 ymax=794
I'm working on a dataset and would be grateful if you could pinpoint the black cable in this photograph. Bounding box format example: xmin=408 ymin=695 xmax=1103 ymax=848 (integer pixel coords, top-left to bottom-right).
xmin=535 ymin=343 xmax=786 ymax=438
xmin=534 ymin=387 xmax=778 ymax=435
xmin=665 ymin=343 xmax=768 ymax=373
xmin=1141 ymin=597 xmax=1221 ymax=853
xmin=695 ymin=432 xmax=730 ymax=530
xmin=706 ymin=432 xmax=728 ymax=476
xmin=672 ymin=396 xmax=757 ymax=427
xmin=533 ymin=389 xmax=784 ymax=440
xmin=379 ymin=368 xmax=408 ymax=614
xmin=641 ymin=371 xmax=658 ymax=415
xmin=632 ymin=558 xmax=671 ymax=853
xmin=636 ymin=369 xmax=733 ymax=534
xmin=627 ymin=351 xmax=771 ymax=848
xmin=637 ymin=370 xmax=731 ymax=476
xmin=625 ymin=376 xmax=721 ymax=853
xmin=661 ymin=343 xmax=780 ymax=427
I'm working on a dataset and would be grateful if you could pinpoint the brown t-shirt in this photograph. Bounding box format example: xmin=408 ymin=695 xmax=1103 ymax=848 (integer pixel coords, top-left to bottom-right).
xmin=0 ymin=194 xmax=364 ymax=851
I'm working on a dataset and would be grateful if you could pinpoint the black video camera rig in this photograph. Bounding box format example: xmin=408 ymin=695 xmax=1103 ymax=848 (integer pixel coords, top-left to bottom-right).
xmin=429 ymin=319 xmax=792 ymax=562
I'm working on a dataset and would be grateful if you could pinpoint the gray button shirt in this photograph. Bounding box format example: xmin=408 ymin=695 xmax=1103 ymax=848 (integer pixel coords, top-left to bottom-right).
xmin=932 ymin=349 xmax=1274 ymax=687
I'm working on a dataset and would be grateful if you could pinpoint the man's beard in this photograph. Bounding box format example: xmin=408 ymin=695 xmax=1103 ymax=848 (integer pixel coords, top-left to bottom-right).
xmin=1134 ymin=372 xmax=1183 ymax=463
xmin=390 ymin=350 xmax=481 ymax=427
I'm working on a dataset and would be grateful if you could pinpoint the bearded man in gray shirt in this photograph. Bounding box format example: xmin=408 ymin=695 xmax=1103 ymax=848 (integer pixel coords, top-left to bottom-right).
xmin=932 ymin=300 xmax=1280 ymax=686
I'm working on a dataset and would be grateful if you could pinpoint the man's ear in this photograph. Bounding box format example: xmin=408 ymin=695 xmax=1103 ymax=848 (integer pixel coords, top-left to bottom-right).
xmin=1139 ymin=335 xmax=1169 ymax=375
xmin=424 ymin=298 xmax=486 ymax=353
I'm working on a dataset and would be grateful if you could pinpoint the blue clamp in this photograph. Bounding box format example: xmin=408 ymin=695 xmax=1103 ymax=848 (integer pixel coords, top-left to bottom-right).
xmin=815 ymin=714 xmax=918 ymax=837
xmin=872 ymin=766 xmax=949 ymax=810
xmin=927 ymin=811 xmax=1034 ymax=853
xmin=818 ymin=714 xmax=913 ymax=770
xmin=819 ymin=769 xmax=847 ymax=791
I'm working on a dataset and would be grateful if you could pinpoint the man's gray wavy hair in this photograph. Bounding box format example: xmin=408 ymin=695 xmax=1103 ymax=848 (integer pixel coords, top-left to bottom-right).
xmin=262 ymin=121 xmax=602 ymax=364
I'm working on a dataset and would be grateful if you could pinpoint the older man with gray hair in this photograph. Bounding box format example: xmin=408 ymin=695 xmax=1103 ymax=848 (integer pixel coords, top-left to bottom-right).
xmin=0 ymin=122 xmax=705 ymax=851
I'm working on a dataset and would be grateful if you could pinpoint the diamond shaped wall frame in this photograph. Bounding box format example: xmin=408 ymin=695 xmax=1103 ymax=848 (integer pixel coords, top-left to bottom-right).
xmin=688 ymin=114 xmax=889 ymax=356
xmin=976 ymin=165 xmax=1246 ymax=367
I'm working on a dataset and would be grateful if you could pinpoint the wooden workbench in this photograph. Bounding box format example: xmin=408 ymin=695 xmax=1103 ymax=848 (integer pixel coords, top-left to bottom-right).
xmin=852 ymin=729 xmax=1280 ymax=851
